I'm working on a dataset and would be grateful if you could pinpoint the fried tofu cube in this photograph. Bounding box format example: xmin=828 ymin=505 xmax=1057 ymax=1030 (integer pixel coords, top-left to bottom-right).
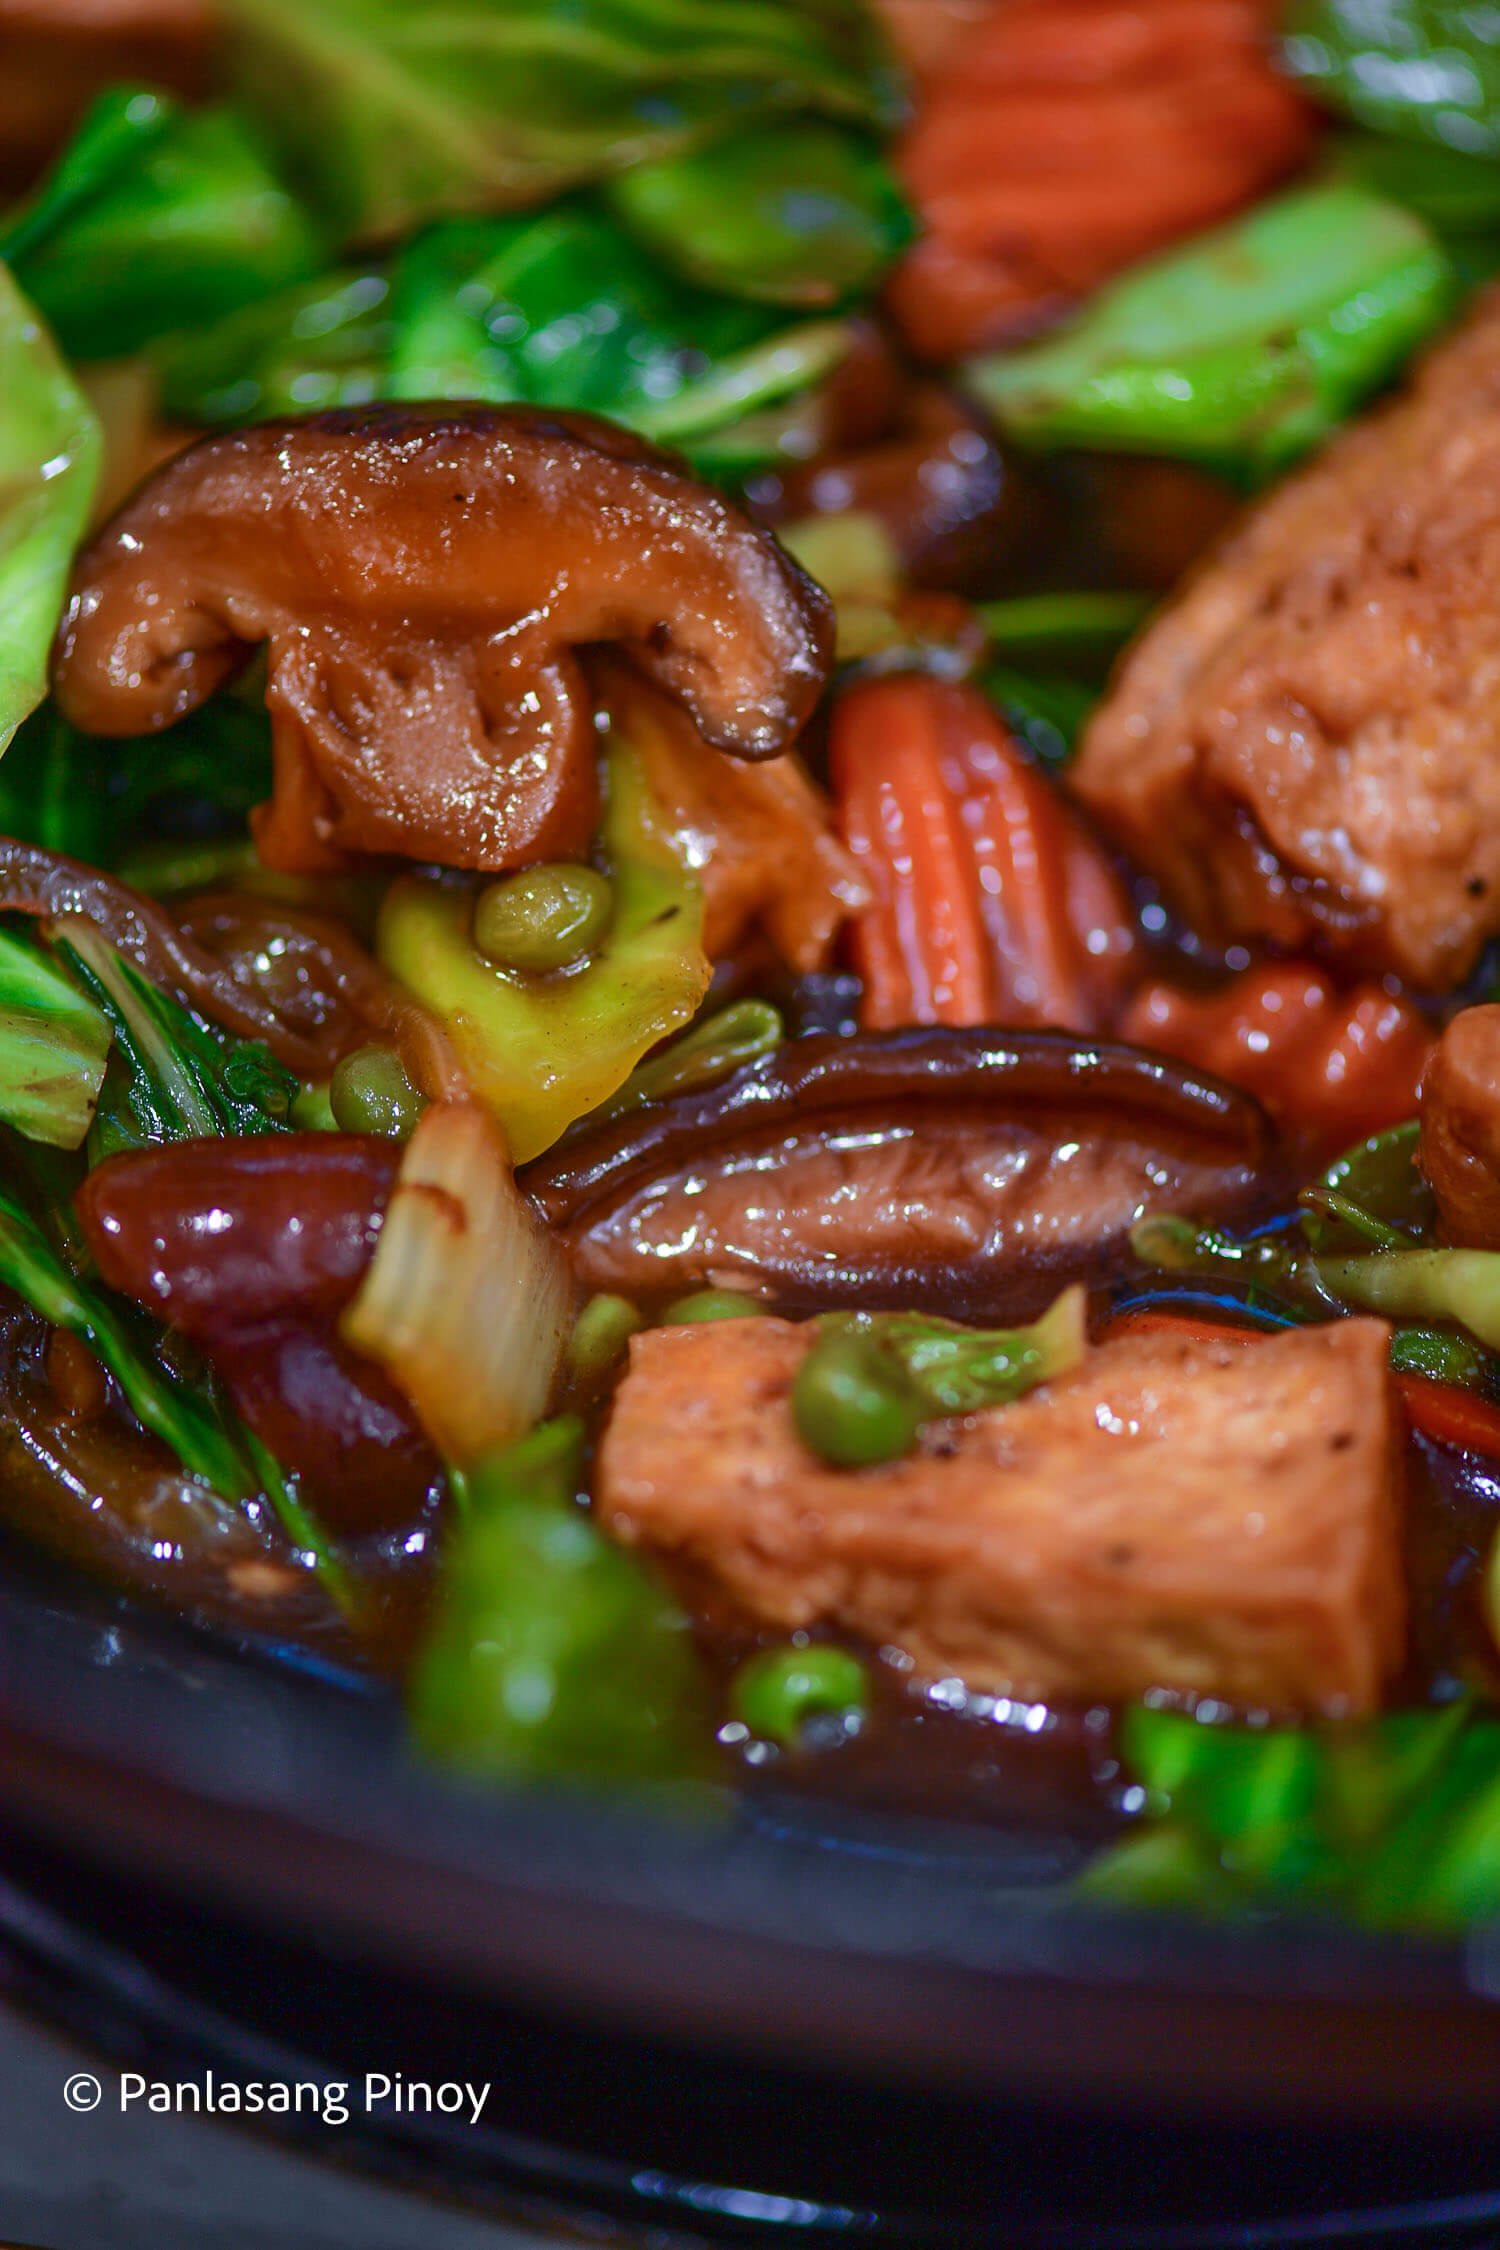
xmin=1073 ymin=288 xmax=1500 ymax=989
xmin=598 ymin=1316 xmax=1404 ymax=1717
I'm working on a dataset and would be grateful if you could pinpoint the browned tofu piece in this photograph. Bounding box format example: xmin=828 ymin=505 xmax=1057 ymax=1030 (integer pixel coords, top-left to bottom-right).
xmin=1420 ymin=1003 xmax=1500 ymax=1248
xmin=1072 ymin=288 xmax=1500 ymax=989
xmin=599 ymin=1317 xmax=1405 ymax=1716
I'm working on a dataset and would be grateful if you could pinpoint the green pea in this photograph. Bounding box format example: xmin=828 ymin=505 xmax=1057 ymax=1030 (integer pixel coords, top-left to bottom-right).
xmin=473 ymin=864 xmax=613 ymax=974
xmin=566 ymin=1292 xmax=645 ymax=1387
xmin=792 ymin=1328 xmax=924 ymax=1467
xmin=659 ymin=1288 xmax=772 ymax=1326
xmin=291 ymin=1079 xmax=338 ymax=1132
xmin=329 ymin=1045 xmax=425 ymax=1139
xmin=732 ymin=1642 xmax=870 ymax=1748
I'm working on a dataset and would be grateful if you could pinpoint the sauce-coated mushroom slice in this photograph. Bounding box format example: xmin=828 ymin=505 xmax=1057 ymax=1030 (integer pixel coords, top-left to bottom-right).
xmin=1420 ymin=1005 xmax=1500 ymax=1249
xmin=525 ymin=1028 xmax=1279 ymax=1319
xmin=52 ymin=406 xmax=833 ymax=874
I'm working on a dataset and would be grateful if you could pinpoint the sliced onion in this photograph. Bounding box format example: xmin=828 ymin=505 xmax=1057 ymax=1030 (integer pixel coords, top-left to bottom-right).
xmin=342 ymin=1101 xmax=576 ymax=1466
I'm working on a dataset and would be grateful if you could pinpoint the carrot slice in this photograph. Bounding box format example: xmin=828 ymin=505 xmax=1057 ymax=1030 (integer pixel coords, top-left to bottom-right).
xmin=830 ymin=675 xmax=1137 ymax=1034
xmin=885 ymin=0 xmax=1316 ymax=359
xmin=1120 ymin=964 xmax=1432 ymax=1157
xmin=1398 ymin=1375 xmax=1500 ymax=1459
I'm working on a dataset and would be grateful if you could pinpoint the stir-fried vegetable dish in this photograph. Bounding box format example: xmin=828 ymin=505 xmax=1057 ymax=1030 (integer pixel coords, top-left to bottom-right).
xmin=16 ymin=0 xmax=1500 ymax=1934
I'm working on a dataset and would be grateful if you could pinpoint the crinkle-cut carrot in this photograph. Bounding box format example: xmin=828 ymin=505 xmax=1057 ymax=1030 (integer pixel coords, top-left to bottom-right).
xmin=887 ymin=0 xmax=1316 ymax=361
xmin=1399 ymin=1375 xmax=1500 ymax=1459
xmin=1120 ymin=964 xmax=1433 ymax=1155
xmin=830 ymin=675 xmax=1137 ymax=1033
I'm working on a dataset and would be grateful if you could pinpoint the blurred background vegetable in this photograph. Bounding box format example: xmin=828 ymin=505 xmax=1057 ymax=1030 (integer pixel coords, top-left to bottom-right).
xmin=1 ymin=86 xmax=324 ymax=359
xmin=603 ymin=120 xmax=912 ymax=307
xmin=217 ymin=0 xmax=901 ymax=245
xmin=384 ymin=200 xmax=855 ymax=472
xmin=1120 ymin=965 xmax=1433 ymax=1157
xmin=0 ymin=700 xmax=272 ymax=876
xmin=1083 ymin=1698 xmax=1500 ymax=1933
xmin=970 ymin=183 xmax=1453 ymax=480
xmin=0 ymin=264 xmax=100 ymax=753
xmin=1283 ymin=1 xmax=1500 ymax=160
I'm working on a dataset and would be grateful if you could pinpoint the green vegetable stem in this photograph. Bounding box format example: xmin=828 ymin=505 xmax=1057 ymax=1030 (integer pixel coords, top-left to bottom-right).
xmin=51 ymin=916 xmax=297 ymax=1157
xmin=0 ymin=1185 xmax=350 ymax=1610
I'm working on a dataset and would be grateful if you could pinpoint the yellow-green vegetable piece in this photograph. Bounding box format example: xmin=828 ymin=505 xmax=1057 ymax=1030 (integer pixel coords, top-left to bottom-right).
xmin=0 ymin=262 xmax=101 ymax=751
xmin=377 ymin=739 xmax=710 ymax=1163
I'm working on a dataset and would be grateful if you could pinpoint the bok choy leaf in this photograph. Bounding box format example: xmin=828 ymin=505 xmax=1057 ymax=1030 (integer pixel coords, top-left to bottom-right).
xmin=0 ymin=1181 xmax=352 ymax=1611
xmin=603 ymin=120 xmax=913 ymax=307
xmin=0 ymin=265 xmax=101 ymax=755
xmin=970 ymin=183 xmax=1453 ymax=480
xmin=385 ymin=200 xmax=851 ymax=468
xmin=219 ymin=0 xmax=900 ymax=246
xmin=2 ymin=89 xmax=324 ymax=360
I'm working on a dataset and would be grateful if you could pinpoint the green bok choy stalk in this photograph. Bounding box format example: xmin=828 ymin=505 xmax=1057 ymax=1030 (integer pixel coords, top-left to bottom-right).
xmin=0 ymin=266 xmax=100 ymax=754
xmin=50 ymin=916 xmax=297 ymax=1158
xmin=0 ymin=88 xmax=324 ymax=360
xmin=970 ymin=183 xmax=1453 ymax=481
xmin=0 ymin=925 xmax=110 ymax=1150
xmin=411 ymin=1416 xmax=712 ymax=1787
xmin=0 ymin=1183 xmax=348 ymax=1606
xmin=217 ymin=0 xmax=900 ymax=246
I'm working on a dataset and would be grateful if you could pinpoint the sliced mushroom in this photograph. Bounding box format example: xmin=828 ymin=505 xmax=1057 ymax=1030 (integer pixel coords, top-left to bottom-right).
xmin=52 ymin=405 xmax=834 ymax=873
xmin=524 ymin=1028 xmax=1279 ymax=1319
xmin=1420 ymin=1005 xmax=1500 ymax=1249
